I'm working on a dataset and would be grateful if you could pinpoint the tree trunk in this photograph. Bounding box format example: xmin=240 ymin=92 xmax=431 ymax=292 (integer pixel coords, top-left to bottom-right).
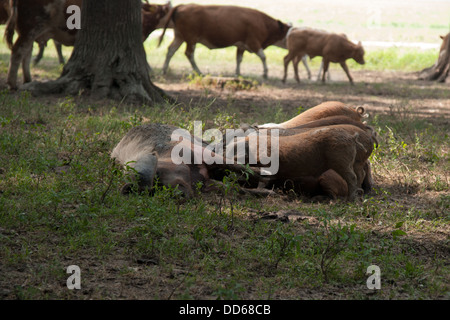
xmin=419 ymin=33 xmax=450 ymax=83
xmin=22 ymin=0 xmax=170 ymax=104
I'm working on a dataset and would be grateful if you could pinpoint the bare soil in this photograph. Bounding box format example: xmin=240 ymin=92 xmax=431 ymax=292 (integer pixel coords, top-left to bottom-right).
xmin=158 ymin=70 xmax=450 ymax=119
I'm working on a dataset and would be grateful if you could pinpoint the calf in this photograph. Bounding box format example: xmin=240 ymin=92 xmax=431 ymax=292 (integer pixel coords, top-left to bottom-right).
xmin=158 ymin=4 xmax=290 ymax=78
xmin=273 ymin=27 xmax=312 ymax=80
xmin=282 ymin=28 xmax=365 ymax=84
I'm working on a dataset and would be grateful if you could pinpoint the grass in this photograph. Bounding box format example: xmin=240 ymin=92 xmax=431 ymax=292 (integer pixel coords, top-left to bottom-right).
xmin=0 ymin=80 xmax=448 ymax=299
xmin=0 ymin=5 xmax=449 ymax=299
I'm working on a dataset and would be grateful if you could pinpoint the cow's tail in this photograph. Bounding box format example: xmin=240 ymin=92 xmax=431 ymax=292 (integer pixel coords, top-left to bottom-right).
xmin=4 ymin=0 xmax=18 ymax=49
xmin=157 ymin=5 xmax=177 ymax=47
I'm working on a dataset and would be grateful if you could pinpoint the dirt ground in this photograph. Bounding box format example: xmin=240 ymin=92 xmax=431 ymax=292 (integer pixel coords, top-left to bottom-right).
xmin=157 ymin=70 xmax=450 ymax=120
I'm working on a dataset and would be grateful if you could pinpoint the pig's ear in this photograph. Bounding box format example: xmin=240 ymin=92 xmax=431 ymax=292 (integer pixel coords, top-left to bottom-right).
xmin=440 ymin=35 xmax=444 ymax=40
xmin=357 ymin=41 xmax=362 ymax=47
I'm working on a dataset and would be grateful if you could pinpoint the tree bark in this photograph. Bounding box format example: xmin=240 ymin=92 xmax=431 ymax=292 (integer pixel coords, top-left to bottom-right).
xmin=419 ymin=33 xmax=450 ymax=83
xmin=22 ymin=0 xmax=170 ymax=104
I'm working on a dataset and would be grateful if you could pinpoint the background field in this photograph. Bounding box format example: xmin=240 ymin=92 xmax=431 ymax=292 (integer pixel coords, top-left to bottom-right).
xmin=0 ymin=0 xmax=449 ymax=300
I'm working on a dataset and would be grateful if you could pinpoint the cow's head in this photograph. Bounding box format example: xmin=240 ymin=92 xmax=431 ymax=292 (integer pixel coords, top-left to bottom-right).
xmin=353 ymin=41 xmax=365 ymax=65
xmin=277 ymin=20 xmax=292 ymax=37
xmin=142 ymin=1 xmax=173 ymax=42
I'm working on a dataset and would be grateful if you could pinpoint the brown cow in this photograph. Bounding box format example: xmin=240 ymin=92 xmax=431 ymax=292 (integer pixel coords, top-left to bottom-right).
xmin=0 ymin=0 xmax=9 ymax=24
xmin=0 ymin=0 xmax=65 ymax=65
xmin=5 ymin=0 xmax=172 ymax=89
xmin=142 ymin=0 xmax=173 ymax=42
xmin=273 ymin=27 xmax=313 ymax=80
xmin=5 ymin=0 xmax=81 ymax=89
xmin=33 ymin=1 xmax=173 ymax=65
xmin=282 ymin=28 xmax=365 ymax=84
xmin=158 ymin=4 xmax=291 ymax=78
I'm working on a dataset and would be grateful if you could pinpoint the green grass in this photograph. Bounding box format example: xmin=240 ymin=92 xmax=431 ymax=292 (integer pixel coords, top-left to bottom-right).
xmin=0 ymin=84 xmax=448 ymax=299
xmin=0 ymin=12 xmax=449 ymax=300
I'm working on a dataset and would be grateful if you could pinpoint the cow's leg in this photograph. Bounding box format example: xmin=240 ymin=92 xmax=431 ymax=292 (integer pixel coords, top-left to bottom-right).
xmin=22 ymin=45 xmax=33 ymax=84
xmin=301 ymin=55 xmax=312 ymax=80
xmin=293 ymin=55 xmax=301 ymax=83
xmin=317 ymin=60 xmax=323 ymax=81
xmin=256 ymin=48 xmax=268 ymax=79
xmin=235 ymin=47 xmax=245 ymax=77
xmin=282 ymin=51 xmax=295 ymax=83
xmin=55 ymin=41 xmax=65 ymax=65
xmin=339 ymin=61 xmax=354 ymax=85
xmin=317 ymin=60 xmax=331 ymax=81
xmin=162 ymin=37 xmax=183 ymax=74
xmin=321 ymin=59 xmax=330 ymax=83
xmin=184 ymin=42 xmax=202 ymax=75
xmin=7 ymin=36 xmax=33 ymax=89
xmin=33 ymin=42 xmax=46 ymax=66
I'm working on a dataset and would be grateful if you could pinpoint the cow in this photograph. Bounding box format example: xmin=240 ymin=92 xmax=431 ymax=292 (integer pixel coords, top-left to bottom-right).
xmin=273 ymin=26 xmax=332 ymax=82
xmin=0 ymin=0 xmax=9 ymax=24
xmin=158 ymin=4 xmax=291 ymax=79
xmin=439 ymin=33 xmax=449 ymax=54
xmin=4 ymin=0 xmax=81 ymax=90
xmin=142 ymin=0 xmax=173 ymax=42
xmin=0 ymin=0 xmax=64 ymax=65
xmin=273 ymin=27 xmax=312 ymax=80
xmin=32 ymin=1 xmax=173 ymax=66
xmin=282 ymin=28 xmax=365 ymax=84
xmin=4 ymin=0 xmax=173 ymax=89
